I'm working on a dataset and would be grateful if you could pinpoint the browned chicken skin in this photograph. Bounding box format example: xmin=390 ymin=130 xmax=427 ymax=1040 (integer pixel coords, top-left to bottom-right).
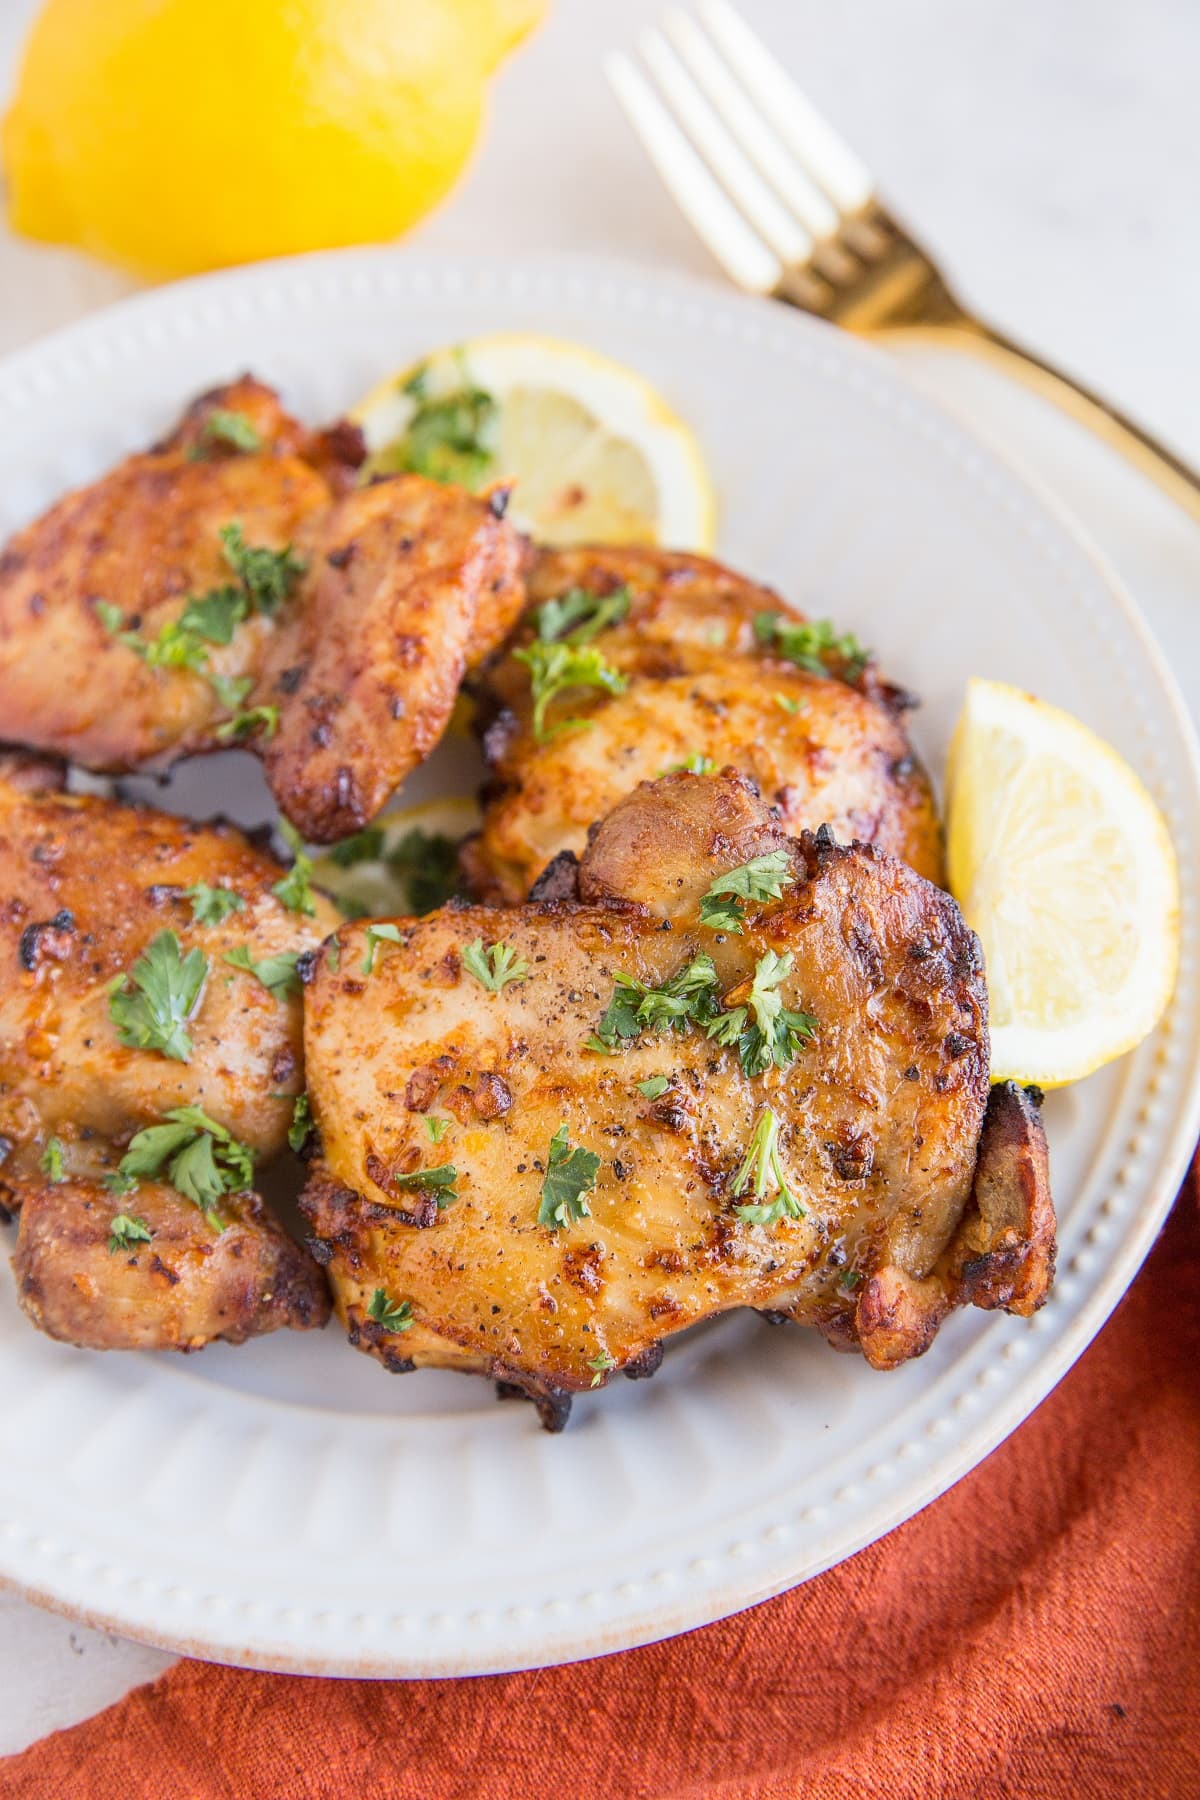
xmin=302 ymin=771 xmax=1053 ymax=1427
xmin=0 ymin=758 xmax=333 ymax=1349
xmin=0 ymin=377 xmax=527 ymax=841
xmin=464 ymin=546 xmax=942 ymax=902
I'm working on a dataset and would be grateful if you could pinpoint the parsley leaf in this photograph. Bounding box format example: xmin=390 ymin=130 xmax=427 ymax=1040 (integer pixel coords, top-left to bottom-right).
xmin=590 ymin=953 xmax=721 ymax=1052
xmin=215 ymin=704 xmax=279 ymax=743
xmin=514 ymin=639 xmax=628 ymax=743
xmin=223 ymin=944 xmax=302 ymax=998
xmin=327 ymin=826 xmax=385 ymax=869
xmin=108 ymin=1212 xmax=153 ymax=1255
xmin=271 ymin=824 xmax=317 ymax=918
xmin=110 ymin=1104 xmax=255 ymax=1230
xmin=754 ymin=612 xmax=869 ymax=682
xmin=462 ymin=938 xmax=529 ymax=992
xmin=219 ymin=523 xmax=306 ymax=616
xmin=387 ymin=829 xmax=462 ymax=914
xmin=177 ymin=585 xmax=249 ymax=645
xmin=94 ymin=600 xmax=125 ymax=635
xmin=732 ymin=1106 xmax=805 ymax=1226
xmin=659 ymin=752 xmax=716 ymax=776
xmin=288 ymin=1094 xmax=313 ymax=1154
xmin=197 ymin=409 xmax=262 ymax=454
xmin=773 ymin=693 xmax=808 ymax=717
xmin=184 ymin=883 xmax=245 ymax=926
xmin=637 ymin=1075 xmax=670 ymax=1100
xmin=108 ymin=930 xmax=208 ymax=1062
xmin=537 ymin=1123 xmax=602 ymax=1230
xmin=425 ymin=1116 xmax=449 ymax=1143
xmin=208 ymin=672 xmax=255 ymax=712
xmin=361 ymin=922 xmax=403 ymax=976
xmin=393 ymin=1163 xmax=458 ymax=1206
xmin=698 ymin=851 xmax=795 ymax=933
xmin=588 ymin=1350 xmax=616 ymax=1387
xmin=379 ymin=358 xmax=497 ymax=488
xmin=534 ymin=586 xmax=631 ymax=645
xmin=838 ymin=1269 xmax=863 ymax=1292
xmin=367 ymin=1290 xmax=414 ymax=1332
xmin=706 ymin=949 xmax=818 ymax=1079
xmin=40 ymin=1137 xmax=66 ymax=1183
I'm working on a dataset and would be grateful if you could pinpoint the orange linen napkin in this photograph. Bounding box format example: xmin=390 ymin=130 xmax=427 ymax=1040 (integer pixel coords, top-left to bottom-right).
xmin=6 ymin=1176 xmax=1199 ymax=1800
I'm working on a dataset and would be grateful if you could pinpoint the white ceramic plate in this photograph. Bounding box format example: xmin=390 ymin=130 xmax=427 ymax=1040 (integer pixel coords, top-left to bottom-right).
xmin=0 ymin=250 xmax=1196 ymax=1678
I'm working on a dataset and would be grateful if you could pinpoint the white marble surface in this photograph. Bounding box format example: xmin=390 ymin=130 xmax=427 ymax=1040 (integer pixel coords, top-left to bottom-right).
xmin=0 ymin=0 xmax=1196 ymax=1759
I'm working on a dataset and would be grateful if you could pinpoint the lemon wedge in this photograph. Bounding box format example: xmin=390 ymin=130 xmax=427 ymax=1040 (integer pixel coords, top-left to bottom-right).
xmin=353 ymin=332 xmax=716 ymax=551
xmin=946 ymin=678 xmax=1179 ymax=1088
xmin=311 ymin=796 xmax=481 ymax=920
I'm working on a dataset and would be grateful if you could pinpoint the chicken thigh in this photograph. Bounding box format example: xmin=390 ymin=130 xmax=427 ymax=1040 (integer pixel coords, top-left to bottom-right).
xmin=301 ymin=770 xmax=1052 ymax=1426
xmin=0 ymin=376 xmax=527 ymax=840
xmin=463 ymin=546 xmax=942 ymax=902
xmin=0 ymin=758 xmax=334 ymax=1349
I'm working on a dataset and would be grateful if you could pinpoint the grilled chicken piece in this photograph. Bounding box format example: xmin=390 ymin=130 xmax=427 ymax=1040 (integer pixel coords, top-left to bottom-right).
xmin=0 ymin=759 xmax=333 ymax=1349
xmin=463 ymin=546 xmax=942 ymax=903
xmin=16 ymin=1179 xmax=328 ymax=1352
xmin=0 ymin=376 xmax=527 ymax=841
xmin=302 ymin=771 xmax=1053 ymax=1425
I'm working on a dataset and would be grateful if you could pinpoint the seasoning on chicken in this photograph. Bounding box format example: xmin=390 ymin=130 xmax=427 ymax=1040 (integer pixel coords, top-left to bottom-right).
xmin=462 ymin=545 xmax=942 ymax=903
xmin=0 ymin=757 xmax=334 ymax=1350
xmin=0 ymin=376 xmax=527 ymax=841
xmin=301 ymin=770 xmax=1053 ymax=1428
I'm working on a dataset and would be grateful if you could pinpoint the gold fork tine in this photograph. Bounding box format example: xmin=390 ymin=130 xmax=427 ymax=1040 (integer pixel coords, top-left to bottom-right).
xmin=661 ymin=8 xmax=840 ymax=241
xmin=640 ymin=26 xmax=815 ymax=268
xmin=696 ymin=0 xmax=875 ymax=214
xmin=605 ymin=50 xmax=782 ymax=295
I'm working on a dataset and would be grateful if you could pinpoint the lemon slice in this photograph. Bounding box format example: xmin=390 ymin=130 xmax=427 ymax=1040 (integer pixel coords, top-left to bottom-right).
xmin=353 ymin=332 xmax=715 ymax=550
xmin=311 ymin=796 xmax=481 ymax=920
xmin=946 ymin=678 xmax=1179 ymax=1088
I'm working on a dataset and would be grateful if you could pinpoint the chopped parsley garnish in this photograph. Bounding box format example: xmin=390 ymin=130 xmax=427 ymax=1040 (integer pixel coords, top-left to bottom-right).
xmin=195 ymin=409 xmax=262 ymax=455
xmin=393 ymin=1163 xmax=458 ymax=1206
xmin=367 ymin=1290 xmax=413 ymax=1332
xmin=361 ymin=922 xmax=403 ymax=976
xmin=108 ymin=929 xmax=208 ymax=1062
xmin=94 ymin=600 xmax=125 ymax=637
xmin=731 ymin=1106 xmax=805 ymax=1226
xmin=40 ymin=1137 xmax=66 ymax=1184
xmin=107 ymin=1105 xmax=255 ymax=1231
xmin=386 ymin=829 xmax=462 ymax=914
xmin=590 ymin=954 xmax=721 ymax=1052
xmin=462 ymin=938 xmax=529 ymax=992
xmin=637 ymin=1075 xmax=671 ymax=1100
xmin=533 ymin=586 xmax=631 ymax=645
xmin=698 ymin=850 xmax=794 ymax=933
xmin=223 ymin=944 xmax=302 ymax=998
xmin=380 ymin=357 xmax=497 ymax=488
xmin=177 ymin=585 xmax=249 ymax=646
xmin=99 ymin=607 xmax=210 ymax=675
xmin=705 ymin=949 xmax=817 ymax=1079
xmin=184 ymin=883 xmax=245 ymax=926
xmin=588 ymin=1350 xmax=616 ymax=1387
xmin=218 ymin=523 xmax=306 ymax=617
xmin=660 ymin=752 xmax=716 ymax=776
xmin=537 ymin=1123 xmax=602 ymax=1230
xmin=288 ymin=1094 xmax=313 ymax=1154
xmin=215 ymin=704 xmax=279 ymax=743
xmin=754 ymin=612 xmax=868 ymax=682
xmin=773 ymin=693 xmax=808 ymax=717
xmin=514 ymin=639 xmax=628 ymax=743
xmin=425 ymin=1116 xmax=449 ymax=1143
xmin=271 ymin=822 xmax=317 ymax=918
xmin=838 ymin=1269 xmax=863 ymax=1292
xmin=327 ymin=826 xmax=386 ymax=869
xmin=108 ymin=1212 xmax=153 ymax=1255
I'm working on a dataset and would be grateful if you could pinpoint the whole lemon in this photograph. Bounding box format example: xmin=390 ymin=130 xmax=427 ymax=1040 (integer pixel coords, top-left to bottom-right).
xmin=2 ymin=0 xmax=545 ymax=280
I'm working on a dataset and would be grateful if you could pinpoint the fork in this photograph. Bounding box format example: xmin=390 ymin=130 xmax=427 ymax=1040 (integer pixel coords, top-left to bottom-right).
xmin=607 ymin=0 xmax=1200 ymax=524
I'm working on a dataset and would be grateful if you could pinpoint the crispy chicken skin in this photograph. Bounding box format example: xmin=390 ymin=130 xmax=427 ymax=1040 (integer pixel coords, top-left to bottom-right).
xmin=16 ymin=1179 xmax=328 ymax=1352
xmin=464 ymin=546 xmax=942 ymax=903
xmin=302 ymin=771 xmax=1053 ymax=1425
xmin=0 ymin=376 xmax=527 ymax=841
xmin=0 ymin=759 xmax=333 ymax=1349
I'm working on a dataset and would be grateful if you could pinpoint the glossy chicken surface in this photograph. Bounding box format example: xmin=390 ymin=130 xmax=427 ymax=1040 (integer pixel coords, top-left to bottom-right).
xmin=464 ymin=546 xmax=942 ymax=903
xmin=302 ymin=772 xmax=1053 ymax=1425
xmin=0 ymin=376 xmax=527 ymax=841
xmin=0 ymin=759 xmax=333 ymax=1349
